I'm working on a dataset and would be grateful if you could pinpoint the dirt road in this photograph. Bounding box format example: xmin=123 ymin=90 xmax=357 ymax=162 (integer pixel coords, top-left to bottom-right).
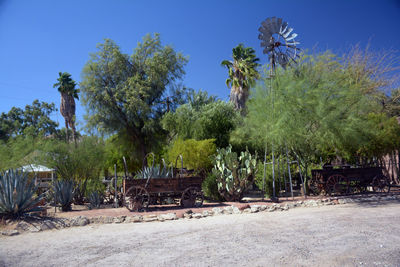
xmin=1 ymin=201 xmax=400 ymax=267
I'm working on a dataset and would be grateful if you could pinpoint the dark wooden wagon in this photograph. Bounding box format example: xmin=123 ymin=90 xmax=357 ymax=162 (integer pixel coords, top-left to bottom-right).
xmin=310 ymin=165 xmax=391 ymax=195
xmin=123 ymin=176 xmax=205 ymax=211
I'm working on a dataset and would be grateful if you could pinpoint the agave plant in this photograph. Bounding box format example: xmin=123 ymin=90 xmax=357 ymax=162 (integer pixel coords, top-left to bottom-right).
xmin=53 ymin=180 xmax=74 ymax=211
xmin=88 ymin=191 xmax=103 ymax=209
xmin=135 ymin=164 xmax=172 ymax=179
xmin=0 ymin=169 xmax=45 ymax=217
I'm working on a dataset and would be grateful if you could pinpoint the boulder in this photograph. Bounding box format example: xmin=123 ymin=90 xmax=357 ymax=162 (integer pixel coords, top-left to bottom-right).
xmin=158 ymin=213 xmax=177 ymax=221
xmin=142 ymin=215 xmax=158 ymax=222
xmin=223 ymin=206 xmax=233 ymax=214
xmin=232 ymin=206 xmax=241 ymax=214
xmin=71 ymin=216 xmax=89 ymax=227
xmin=192 ymin=213 xmax=203 ymax=219
xmin=211 ymin=207 xmax=223 ymax=215
xmin=126 ymin=215 xmax=143 ymax=223
xmin=1 ymin=230 xmax=19 ymax=236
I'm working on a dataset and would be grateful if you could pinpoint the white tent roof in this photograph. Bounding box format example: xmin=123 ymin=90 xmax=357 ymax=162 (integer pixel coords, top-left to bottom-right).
xmin=20 ymin=164 xmax=55 ymax=172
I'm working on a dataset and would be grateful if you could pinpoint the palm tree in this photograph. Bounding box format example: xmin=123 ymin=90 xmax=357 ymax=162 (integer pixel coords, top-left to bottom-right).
xmin=53 ymin=72 xmax=79 ymax=143
xmin=221 ymin=44 xmax=260 ymax=111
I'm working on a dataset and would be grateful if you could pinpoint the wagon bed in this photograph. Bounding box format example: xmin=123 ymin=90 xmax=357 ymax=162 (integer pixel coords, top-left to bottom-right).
xmin=310 ymin=166 xmax=390 ymax=195
xmin=123 ymin=176 xmax=204 ymax=211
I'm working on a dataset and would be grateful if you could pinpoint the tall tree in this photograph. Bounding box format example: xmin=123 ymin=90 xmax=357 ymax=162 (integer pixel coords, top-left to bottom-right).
xmin=80 ymin=34 xmax=188 ymax=166
xmin=221 ymin=44 xmax=260 ymax=111
xmin=0 ymin=100 xmax=58 ymax=141
xmin=53 ymin=72 xmax=79 ymax=143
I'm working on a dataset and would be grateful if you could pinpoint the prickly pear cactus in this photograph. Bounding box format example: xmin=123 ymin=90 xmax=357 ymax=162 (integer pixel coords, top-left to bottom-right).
xmin=212 ymin=145 xmax=257 ymax=201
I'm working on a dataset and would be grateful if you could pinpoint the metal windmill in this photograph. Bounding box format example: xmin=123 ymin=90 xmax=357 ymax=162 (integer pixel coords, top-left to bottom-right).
xmin=258 ymin=17 xmax=305 ymax=200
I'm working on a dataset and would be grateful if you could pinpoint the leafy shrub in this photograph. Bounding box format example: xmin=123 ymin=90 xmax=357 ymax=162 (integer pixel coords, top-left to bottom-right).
xmin=167 ymin=139 xmax=216 ymax=172
xmin=202 ymin=172 xmax=224 ymax=201
xmin=53 ymin=180 xmax=74 ymax=211
xmin=0 ymin=169 xmax=44 ymax=217
xmin=212 ymin=145 xmax=257 ymax=201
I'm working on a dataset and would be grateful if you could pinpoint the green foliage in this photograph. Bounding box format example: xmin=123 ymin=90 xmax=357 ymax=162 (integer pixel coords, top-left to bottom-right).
xmin=53 ymin=180 xmax=74 ymax=211
xmin=40 ymin=136 xmax=105 ymax=204
xmin=53 ymin=72 xmax=79 ymax=99
xmin=202 ymin=172 xmax=224 ymax=201
xmin=80 ymin=34 xmax=188 ymax=163
xmin=135 ymin=164 xmax=172 ymax=179
xmin=0 ymin=100 xmax=58 ymax=141
xmin=0 ymin=169 xmax=44 ymax=217
xmin=167 ymin=139 xmax=216 ymax=172
xmin=212 ymin=145 xmax=257 ymax=201
xmin=162 ymin=91 xmax=238 ymax=148
xmin=221 ymin=43 xmax=260 ymax=110
xmin=236 ymin=50 xmax=399 ymax=168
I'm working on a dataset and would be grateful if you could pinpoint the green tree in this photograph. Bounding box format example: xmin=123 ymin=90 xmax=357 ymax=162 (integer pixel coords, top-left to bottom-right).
xmin=53 ymin=72 xmax=79 ymax=144
xmin=80 ymin=34 xmax=188 ymax=163
xmin=237 ymin=49 xmax=399 ymax=174
xmin=0 ymin=100 xmax=58 ymax=141
xmin=221 ymin=44 xmax=260 ymax=111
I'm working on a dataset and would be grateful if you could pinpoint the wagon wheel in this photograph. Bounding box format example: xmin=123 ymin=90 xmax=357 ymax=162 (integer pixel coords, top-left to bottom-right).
xmin=180 ymin=187 xmax=204 ymax=208
xmin=124 ymin=186 xmax=150 ymax=212
xmin=326 ymin=174 xmax=349 ymax=196
xmin=371 ymin=175 xmax=391 ymax=193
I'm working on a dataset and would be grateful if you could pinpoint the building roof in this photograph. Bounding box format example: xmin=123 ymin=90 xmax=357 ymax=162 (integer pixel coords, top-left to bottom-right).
xmin=20 ymin=164 xmax=55 ymax=172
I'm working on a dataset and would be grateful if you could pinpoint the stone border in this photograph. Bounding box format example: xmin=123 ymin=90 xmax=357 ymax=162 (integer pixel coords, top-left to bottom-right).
xmin=2 ymin=194 xmax=399 ymax=236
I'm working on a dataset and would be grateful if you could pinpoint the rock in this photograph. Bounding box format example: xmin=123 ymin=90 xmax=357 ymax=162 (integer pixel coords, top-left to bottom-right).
xmin=212 ymin=207 xmax=223 ymax=215
xmin=242 ymin=208 xmax=252 ymax=213
xmin=223 ymin=206 xmax=233 ymax=214
xmin=338 ymin=198 xmax=347 ymax=204
xmin=15 ymin=221 xmax=31 ymax=231
xmin=250 ymin=206 xmax=260 ymax=213
xmin=202 ymin=210 xmax=210 ymax=217
xmin=232 ymin=206 xmax=241 ymax=214
xmin=192 ymin=213 xmax=203 ymax=219
xmin=296 ymin=201 xmax=304 ymax=205
xmin=71 ymin=216 xmax=89 ymax=226
xmin=268 ymin=206 xmax=276 ymax=212
xmin=126 ymin=215 xmax=143 ymax=223
xmin=158 ymin=213 xmax=177 ymax=221
xmin=39 ymin=220 xmax=57 ymax=231
xmin=1 ymin=230 xmax=19 ymax=236
xmin=113 ymin=216 xmax=126 ymax=224
xmin=283 ymin=204 xmax=289 ymax=211
xmin=260 ymin=205 xmax=267 ymax=211
xmin=183 ymin=213 xmax=192 ymax=219
xmin=143 ymin=215 xmax=158 ymax=222
xmin=103 ymin=216 xmax=114 ymax=224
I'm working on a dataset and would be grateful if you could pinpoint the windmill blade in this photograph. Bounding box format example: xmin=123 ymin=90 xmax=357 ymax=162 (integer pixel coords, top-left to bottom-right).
xmin=277 ymin=17 xmax=283 ymax=29
xmin=279 ymin=22 xmax=288 ymax=35
xmin=285 ymin=33 xmax=298 ymax=41
xmin=286 ymin=45 xmax=301 ymax=50
xmin=270 ymin=17 xmax=280 ymax=33
xmin=286 ymin=41 xmax=300 ymax=46
xmin=283 ymin=28 xmax=294 ymax=38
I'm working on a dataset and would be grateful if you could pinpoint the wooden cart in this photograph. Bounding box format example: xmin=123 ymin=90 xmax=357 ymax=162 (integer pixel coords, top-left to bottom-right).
xmin=310 ymin=165 xmax=391 ymax=195
xmin=123 ymin=176 xmax=205 ymax=211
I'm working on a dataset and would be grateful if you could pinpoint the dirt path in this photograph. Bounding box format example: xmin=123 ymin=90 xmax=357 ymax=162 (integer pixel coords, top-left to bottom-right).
xmin=1 ymin=201 xmax=400 ymax=267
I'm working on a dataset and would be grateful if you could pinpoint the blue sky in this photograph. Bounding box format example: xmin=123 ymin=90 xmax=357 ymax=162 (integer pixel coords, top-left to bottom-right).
xmin=0 ymin=0 xmax=399 ymax=130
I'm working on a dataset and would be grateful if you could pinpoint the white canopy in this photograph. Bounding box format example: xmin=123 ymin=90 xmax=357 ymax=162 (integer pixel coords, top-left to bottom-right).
xmin=20 ymin=164 xmax=55 ymax=172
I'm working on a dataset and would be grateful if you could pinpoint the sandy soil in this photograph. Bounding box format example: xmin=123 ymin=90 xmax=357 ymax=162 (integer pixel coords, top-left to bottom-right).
xmin=1 ymin=201 xmax=400 ymax=267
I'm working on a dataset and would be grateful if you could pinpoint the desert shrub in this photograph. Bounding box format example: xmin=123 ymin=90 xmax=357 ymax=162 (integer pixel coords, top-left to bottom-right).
xmin=167 ymin=139 xmax=216 ymax=172
xmin=202 ymin=172 xmax=224 ymax=201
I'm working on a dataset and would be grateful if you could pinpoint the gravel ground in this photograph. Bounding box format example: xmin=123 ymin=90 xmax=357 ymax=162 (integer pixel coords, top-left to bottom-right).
xmin=1 ymin=201 xmax=400 ymax=267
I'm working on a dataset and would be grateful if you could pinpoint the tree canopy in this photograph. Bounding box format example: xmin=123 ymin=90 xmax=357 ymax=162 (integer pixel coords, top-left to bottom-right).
xmin=0 ymin=100 xmax=58 ymax=141
xmin=80 ymin=34 xmax=188 ymax=165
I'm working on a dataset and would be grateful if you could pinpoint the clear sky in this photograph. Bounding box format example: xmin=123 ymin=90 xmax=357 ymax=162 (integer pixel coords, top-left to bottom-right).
xmin=0 ymin=0 xmax=399 ymax=130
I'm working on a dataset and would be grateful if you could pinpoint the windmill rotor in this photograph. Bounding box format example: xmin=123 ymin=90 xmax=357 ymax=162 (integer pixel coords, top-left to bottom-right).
xmin=258 ymin=17 xmax=300 ymax=69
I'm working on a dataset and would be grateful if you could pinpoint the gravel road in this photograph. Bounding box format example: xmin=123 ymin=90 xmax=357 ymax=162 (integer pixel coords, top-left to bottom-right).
xmin=1 ymin=201 xmax=400 ymax=267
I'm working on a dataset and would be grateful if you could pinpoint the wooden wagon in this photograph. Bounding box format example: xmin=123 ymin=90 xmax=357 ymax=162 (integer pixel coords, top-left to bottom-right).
xmin=123 ymin=176 xmax=205 ymax=211
xmin=310 ymin=165 xmax=391 ymax=195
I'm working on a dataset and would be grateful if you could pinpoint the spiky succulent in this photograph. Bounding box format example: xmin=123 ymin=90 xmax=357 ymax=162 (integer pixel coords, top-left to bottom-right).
xmin=89 ymin=191 xmax=103 ymax=209
xmin=136 ymin=164 xmax=172 ymax=179
xmin=0 ymin=169 xmax=45 ymax=217
xmin=53 ymin=180 xmax=74 ymax=211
